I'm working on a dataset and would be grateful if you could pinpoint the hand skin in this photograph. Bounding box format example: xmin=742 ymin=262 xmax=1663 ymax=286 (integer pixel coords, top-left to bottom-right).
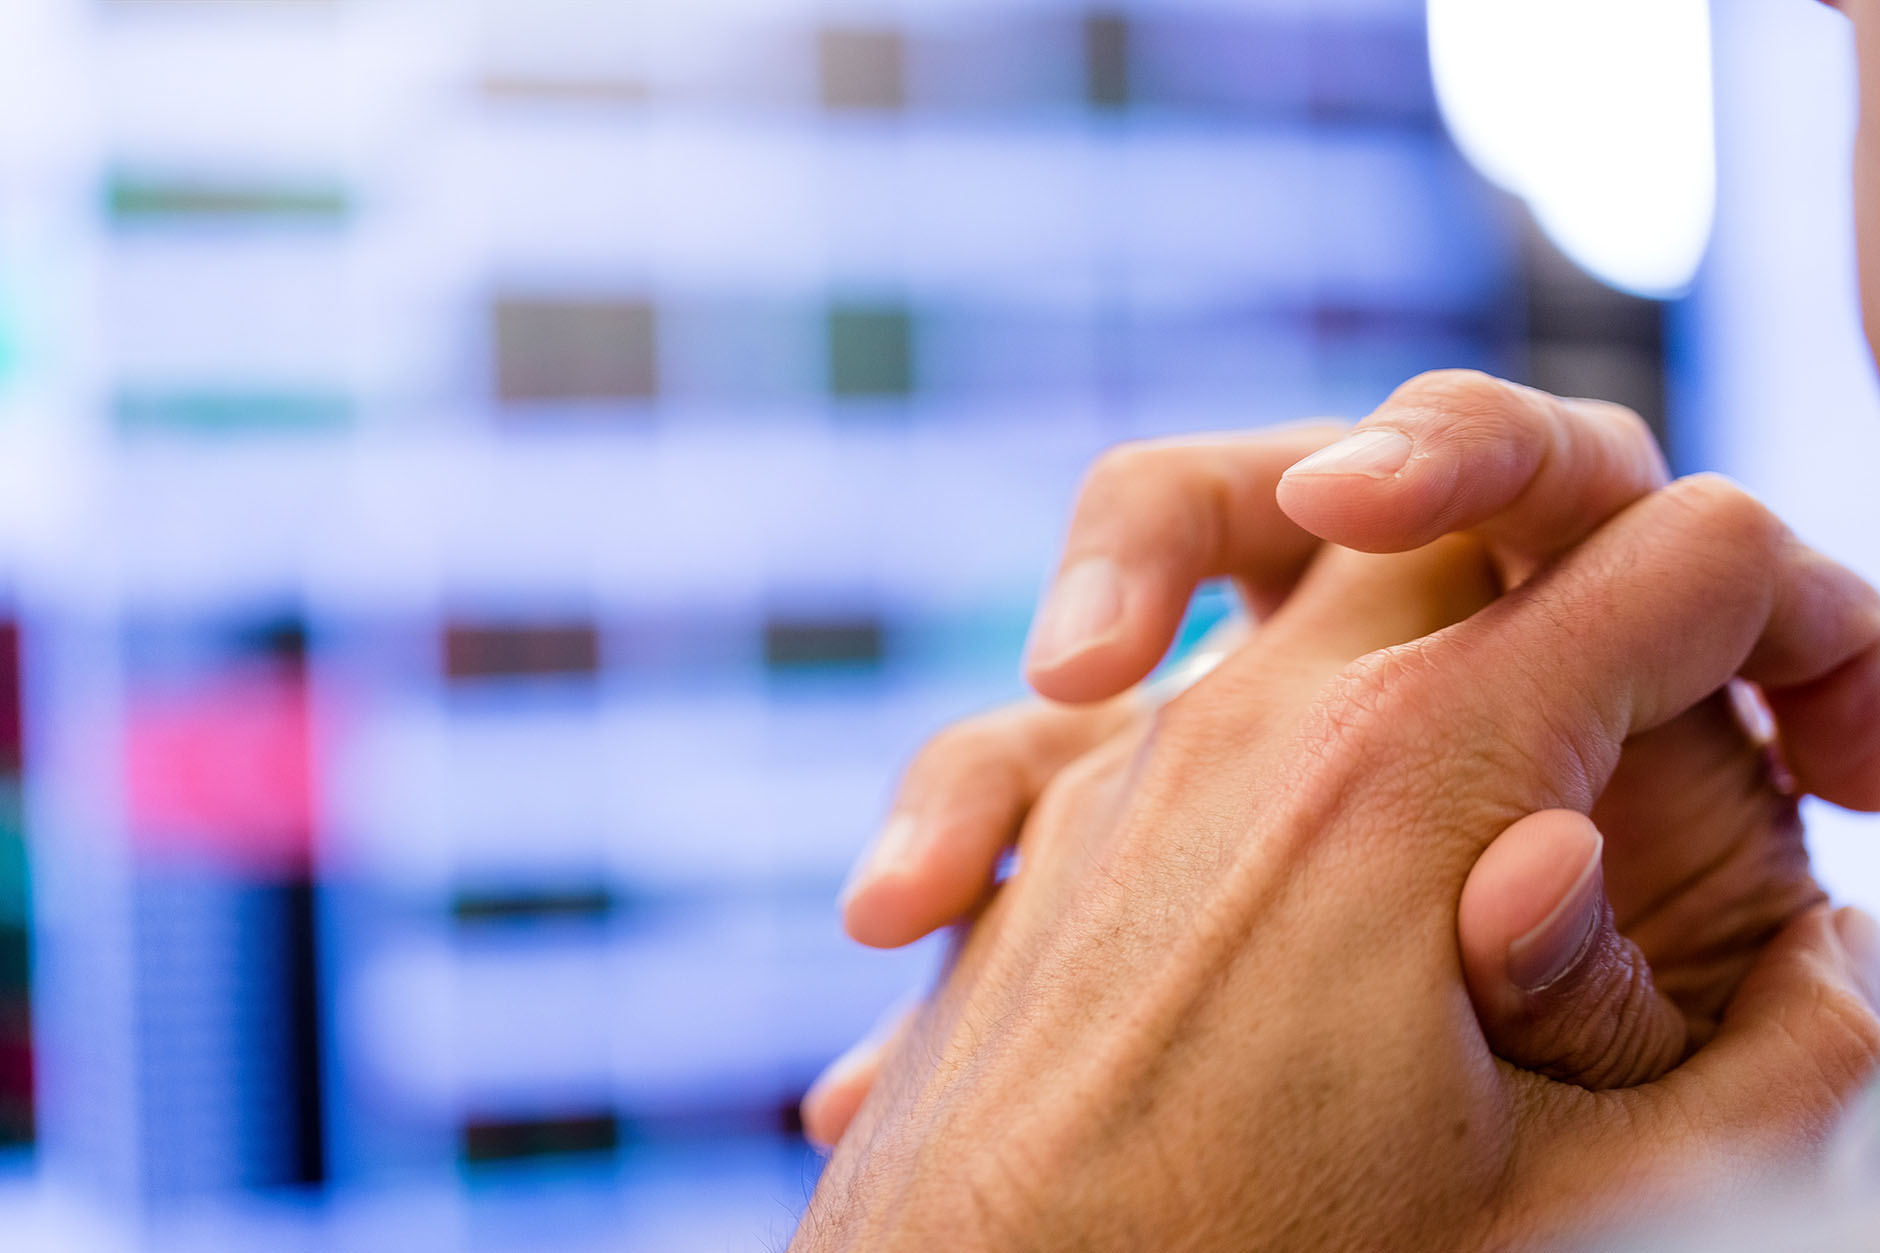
xmin=841 ymin=374 xmax=1669 ymax=953
xmin=794 ymin=478 xmax=1880 ymax=1251
xmin=809 ymin=372 xmax=1862 ymax=1146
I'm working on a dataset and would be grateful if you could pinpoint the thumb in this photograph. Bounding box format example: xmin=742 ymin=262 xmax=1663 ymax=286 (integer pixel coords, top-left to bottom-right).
xmin=1459 ymin=810 xmax=1689 ymax=1088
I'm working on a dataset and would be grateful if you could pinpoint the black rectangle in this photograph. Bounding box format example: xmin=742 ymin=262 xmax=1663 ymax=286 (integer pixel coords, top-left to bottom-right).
xmin=763 ymin=616 xmax=885 ymax=670
xmin=452 ymin=888 xmax=614 ymax=925
xmin=277 ymin=879 xmax=326 ymax=1188
xmin=462 ymin=1112 xmax=621 ymax=1164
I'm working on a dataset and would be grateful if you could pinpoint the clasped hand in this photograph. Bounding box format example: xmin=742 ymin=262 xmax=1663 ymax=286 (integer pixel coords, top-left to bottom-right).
xmin=796 ymin=372 xmax=1880 ymax=1251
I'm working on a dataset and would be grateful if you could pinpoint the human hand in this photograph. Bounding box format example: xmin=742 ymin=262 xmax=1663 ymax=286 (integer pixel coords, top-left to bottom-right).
xmin=806 ymin=372 xmax=1870 ymax=1149
xmin=794 ymin=468 xmax=1880 ymax=1250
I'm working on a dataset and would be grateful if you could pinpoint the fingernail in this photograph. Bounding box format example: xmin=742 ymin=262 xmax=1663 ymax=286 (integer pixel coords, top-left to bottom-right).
xmin=1726 ymin=678 xmax=1777 ymax=748
xmin=1026 ymin=557 xmax=1125 ymax=671
xmin=1283 ymin=427 xmax=1413 ymax=479
xmin=1508 ymin=838 xmax=1604 ymax=993
xmin=1833 ymin=906 xmax=1880 ymax=1009
xmin=838 ymin=812 xmax=922 ymax=910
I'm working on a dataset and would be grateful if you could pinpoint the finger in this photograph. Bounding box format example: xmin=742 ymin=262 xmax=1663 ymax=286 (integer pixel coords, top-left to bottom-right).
xmin=1252 ymin=534 xmax=1499 ymax=675
xmin=1276 ymin=370 xmax=1667 ymax=576
xmin=1177 ymin=536 xmax=1499 ymax=734
xmin=840 ymin=695 xmax=1139 ymax=949
xmin=1587 ymin=687 xmax=1822 ymax=1030
xmin=1024 ymin=423 xmax=1343 ymax=703
xmin=1433 ymin=475 xmax=1880 ymax=817
xmin=1765 ymin=637 xmax=1880 ymax=810
xmin=1596 ymin=905 xmax=1880 ymax=1180
xmin=801 ymin=1007 xmax=916 ymax=1151
xmin=1459 ymin=810 xmax=1688 ymax=1088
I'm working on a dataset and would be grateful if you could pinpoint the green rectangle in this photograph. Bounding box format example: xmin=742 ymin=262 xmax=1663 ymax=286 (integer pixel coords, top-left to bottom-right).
xmin=828 ymin=305 xmax=914 ymax=398
xmin=107 ymin=176 xmax=349 ymax=224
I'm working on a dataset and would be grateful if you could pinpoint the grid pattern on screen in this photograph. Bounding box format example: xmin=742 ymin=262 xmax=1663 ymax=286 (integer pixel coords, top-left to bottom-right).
xmin=0 ymin=0 xmax=1520 ymax=1244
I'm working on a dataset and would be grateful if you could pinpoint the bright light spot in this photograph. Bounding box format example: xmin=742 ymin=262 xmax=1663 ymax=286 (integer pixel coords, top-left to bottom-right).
xmin=1429 ymin=0 xmax=1716 ymax=299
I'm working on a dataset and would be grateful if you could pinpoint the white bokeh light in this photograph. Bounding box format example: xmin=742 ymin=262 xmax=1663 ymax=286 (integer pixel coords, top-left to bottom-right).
xmin=1429 ymin=0 xmax=1717 ymax=298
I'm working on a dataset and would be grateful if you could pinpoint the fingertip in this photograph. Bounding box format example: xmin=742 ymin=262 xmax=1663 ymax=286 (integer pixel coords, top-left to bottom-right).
xmin=837 ymin=814 xmax=931 ymax=949
xmin=1462 ymin=810 xmax=1690 ymax=1089
xmin=802 ymin=1006 xmax=913 ymax=1151
xmin=841 ymin=870 xmax=939 ymax=950
xmin=1771 ymin=641 xmax=1880 ymax=811
xmin=1459 ymin=810 xmax=1605 ymax=1006
xmin=840 ymin=805 xmax=1015 ymax=949
xmin=1284 ymin=374 xmax=1667 ymax=567
xmin=1024 ymin=649 xmax=1150 ymax=704
xmin=1274 ymin=435 xmax=1461 ymax=555
xmin=1024 ymin=568 xmax=1190 ymax=705
xmin=799 ymin=1092 xmax=836 ymax=1153
xmin=800 ymin=1053 xmax=870 ymax=1152
xmin=1023 ymin=556 xmax=1127 ymax=677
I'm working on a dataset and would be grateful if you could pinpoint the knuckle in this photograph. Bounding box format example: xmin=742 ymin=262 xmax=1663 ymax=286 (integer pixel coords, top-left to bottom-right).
xmin=1608 ymin=404 xmax=1669 ymax=484
xmin=909 ymin=713 xmax=1021 ymax=790
xmin=1385 ymin=370 xmax=1555 ymax=471
xmin=1081 ymin=440 xmax=1163 ymax=500
xmin=1590 ymin=397 xmax=1654 ymax=449
xmin=1077 ymin=437 xmax=1221 ymax=565
xmin=1301 ymin=645 xmax=1442 ymax=765
xmin=919 ymin=717 xmax=1000 ymax=768
xmin=1570 ymin=397 xmax=1665 ymax=480
xmin=1661 ymin=473 xmax=1780 ymax=556
xmin=1387 ymin=368 xmax=1513 ymax=420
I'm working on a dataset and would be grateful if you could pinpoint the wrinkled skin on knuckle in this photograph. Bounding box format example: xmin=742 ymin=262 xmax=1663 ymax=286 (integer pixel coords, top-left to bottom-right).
xmin=1523 ymin=948 xmax=1685 ymax=1091
xmin=1291 ymin=647 xmax=1458 ymax=823
xmin=1386 ymin=368 xmax=1517 ymax=420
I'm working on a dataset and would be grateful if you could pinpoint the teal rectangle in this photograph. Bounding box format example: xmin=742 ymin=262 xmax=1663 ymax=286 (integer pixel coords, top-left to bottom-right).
xmin=115 ymin=391 xmax=353 ymax=434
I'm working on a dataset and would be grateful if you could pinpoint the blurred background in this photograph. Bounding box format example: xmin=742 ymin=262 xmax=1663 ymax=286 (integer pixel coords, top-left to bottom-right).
xmin=0 ymin=0 xmax=1872 ymax=1248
